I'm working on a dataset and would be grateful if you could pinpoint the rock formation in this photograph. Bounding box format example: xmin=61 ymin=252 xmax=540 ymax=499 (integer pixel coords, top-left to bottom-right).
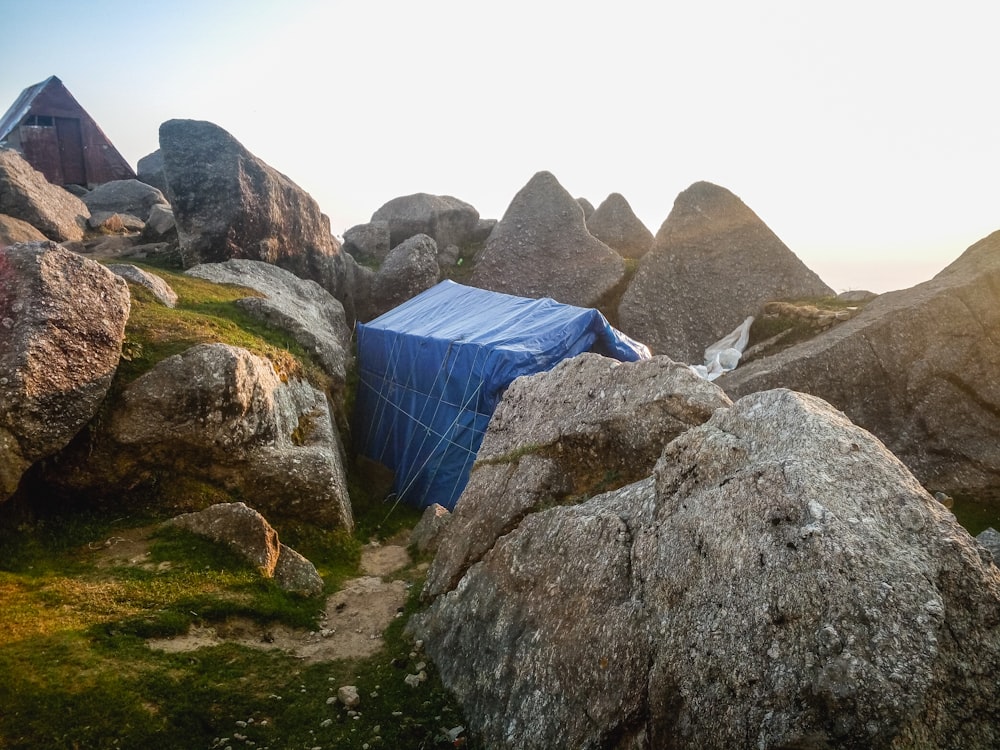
xmin=423 ymin=352 xmax=732 ymax=598
xmin=370 ymin=193 xmax=480 ymax=251
xmin=470 ymin=171 xmax=626 ymax=308
xmin=81 ymin=178 xmax=169 ymax=222
xmin=618 ymin=181 xmax=833 ymax=363
xmin=186 ymin=259 xmax=352 ymax=389
xmin=586 ymin=192 xmax=654 ymax=259
xmin=368 ymin=233 xmax=440 ymax=319
xmin=158 ymin=119 xmax=344 ymax=294
xmin=0 ymin=214 xmax=45 ymax=247
xmin=721 ymin=229 xmax=1000 ymax=495
xmin=342 ymin=220 xmax=391 ymax=266
xmin=43 ymin=343 xmax=354 ymax=529
xmin=413 ymin=388 xmax=1000 ymax=749
xmin=0 ymin=148 xmax=89 ymax=242
xmin=107 ymin=263 xmax=178 ymax=307
xmin=0 ymin=241 xmax=130 ymax=502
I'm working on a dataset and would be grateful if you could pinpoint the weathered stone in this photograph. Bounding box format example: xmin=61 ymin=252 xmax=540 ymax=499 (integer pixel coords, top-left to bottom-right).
xmin=107 ymin=263 xmax=178 ymax=307
xmin=337 ymin=685 xmax=361 ymax=708
xmin=978 ymin=527 xmax=1000 ymax=566
xmin=721 ymin=229 xmax=1000 ymax=494
xmin=186 ymin=259 xmax=352 ymax=388
xmin=273 ymin=543 xmax=325 ymax=596
xmin=576 ymin=197 xmax=595 ymax=220
xmin=410 ymin=504 xmax=451 ymax=554
xmin=423 ymin=353 xmax=731 ymax=598
xmin=0 ymin=148 xmax=89 ymax=241
xmin=0 ymin=213 xmax=45 ymax=247
xmin=81 ymin=178 xmax=169 ymax=221
xmin=342 ymin=221 xmax=390 ymax=265
xmin=618 ymin=181 xmax=832 ymax=363
xmin=470 ymin=171 xmax=626 ymax=307
xmin=47 ymin=343 xmax=353 ymax=528
xmin=158 ymin=119 xmax=344 ymax=295
xmin=136 ymin=149 xmax=168 ymax=196
xmin=0 ymin=241 xmax=129 ymax=501
xmin=165 ymin=502 xmax=281 ymax=576
xmin=368 ymin=233 xmax=440 ymax=319
xmin=371 ymin=193 xmax=479 ymax=250
xmin=586 ymin=192 xmax=654 ymax=259
xmin=414 ymin=389 xmax=1000 ymax=749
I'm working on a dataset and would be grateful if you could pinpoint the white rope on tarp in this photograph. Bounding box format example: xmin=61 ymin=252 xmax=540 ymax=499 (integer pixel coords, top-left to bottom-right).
xmin=360 ymin=334 xmax=492 ymax=511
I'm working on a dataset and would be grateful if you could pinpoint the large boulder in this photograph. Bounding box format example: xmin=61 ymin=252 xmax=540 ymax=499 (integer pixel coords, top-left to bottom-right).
xmin=586 ymin=192 xmax=654 ymax=259
xmin=720 ymin=229 xmax=1000 ymax=495
xmin=371 ymin=193 xmax=479 ymax=251
xmin=0 ymin=148 xmax=89 ymax=242
xmin=423 ymin=353 xmax=732 ymax=598
xmin=470 ymin=171 xmax=626 ymax=308
xmin=368 ymin=233 xmax=440 ymax=319
xmin=342 ymin=220 xmax=390 ymax=266
xmin=46 ymin=343 xmax=354 ymax=529
xmin=158 ymin=119 xmax=344 ymax=293
xmin=0 ymin=214 xmax=46 ymax=247
xmin=618 ymin=181 xmax=833 ymax=364
xmin=0 ymin=241 xmax=130 ymax=501
xmin=413 ymin=388 xmax=1000 ymax=749
xmin=136 ymin=149 xmax=168 ymax=196
xmin=81 ymin=179 xmax=169 ymax=222
xmin=186 ymin=259 xmax=352 ymax=389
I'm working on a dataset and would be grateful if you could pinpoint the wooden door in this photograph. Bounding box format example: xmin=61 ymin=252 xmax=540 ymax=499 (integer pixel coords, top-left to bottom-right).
xmin=55 ymin=117 xmax=86 ymax=185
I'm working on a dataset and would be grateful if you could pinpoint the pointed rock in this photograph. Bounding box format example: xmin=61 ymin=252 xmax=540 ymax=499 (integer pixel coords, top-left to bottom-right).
xmin=470 ymin=171 xmax=625 ymax=307
xmin=721 ymin=229 xmax=1000 ymax=494
xmin=618 ymin=181 xmax=832 ymax=363
xmin=587 ymin=192 xmax=654 ymax=259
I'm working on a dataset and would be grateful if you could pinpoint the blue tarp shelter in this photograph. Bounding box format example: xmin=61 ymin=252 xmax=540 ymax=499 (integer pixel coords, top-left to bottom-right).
xmin=352 ymin=280 xmax=650 ymax=510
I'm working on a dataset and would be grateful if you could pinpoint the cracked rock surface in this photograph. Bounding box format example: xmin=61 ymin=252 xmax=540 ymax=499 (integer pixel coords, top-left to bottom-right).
xmin=411 ymin=388 xmax=1000 ymax=749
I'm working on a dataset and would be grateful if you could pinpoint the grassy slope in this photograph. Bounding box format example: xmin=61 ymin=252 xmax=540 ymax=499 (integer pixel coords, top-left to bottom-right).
xmin=0 ymin=264 xmax=477 ymax=749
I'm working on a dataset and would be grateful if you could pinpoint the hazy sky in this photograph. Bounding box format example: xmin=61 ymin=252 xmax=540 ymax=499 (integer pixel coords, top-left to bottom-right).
xmin=2 ymin=0 xmax=997 ymax=293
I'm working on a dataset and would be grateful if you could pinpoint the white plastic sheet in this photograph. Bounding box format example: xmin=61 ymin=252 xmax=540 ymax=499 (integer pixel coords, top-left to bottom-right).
xmin=690 ymin=315 xmax=754 ymax=381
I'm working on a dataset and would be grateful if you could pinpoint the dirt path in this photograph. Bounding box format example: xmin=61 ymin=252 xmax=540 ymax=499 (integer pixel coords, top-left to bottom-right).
xmin=91 ymin=531 xmax=415 ymax=663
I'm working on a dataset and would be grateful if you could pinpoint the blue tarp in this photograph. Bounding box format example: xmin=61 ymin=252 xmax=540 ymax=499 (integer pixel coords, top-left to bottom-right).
xmin=352 ymin=280 xmax=650 ymax=511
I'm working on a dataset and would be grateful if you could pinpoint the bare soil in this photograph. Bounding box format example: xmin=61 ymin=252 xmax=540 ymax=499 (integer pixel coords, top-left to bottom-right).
xmin=87 ymin=528 xmax=414 ymax=663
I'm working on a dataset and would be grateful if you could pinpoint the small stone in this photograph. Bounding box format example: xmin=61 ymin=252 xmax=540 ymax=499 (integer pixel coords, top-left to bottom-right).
xmin=338 ymin=685 xmax=361 ymax=708
xmin=320 ymin=719 xmax=332 ymax=728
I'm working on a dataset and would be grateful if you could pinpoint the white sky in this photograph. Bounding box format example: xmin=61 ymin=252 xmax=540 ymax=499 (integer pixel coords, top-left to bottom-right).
xmin=2 ymin=0 xmax=997 ymax=293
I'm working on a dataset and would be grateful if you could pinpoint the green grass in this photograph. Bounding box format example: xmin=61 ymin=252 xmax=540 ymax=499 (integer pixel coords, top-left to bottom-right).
xmin=0 ymin=266 xmax=478 ymax=748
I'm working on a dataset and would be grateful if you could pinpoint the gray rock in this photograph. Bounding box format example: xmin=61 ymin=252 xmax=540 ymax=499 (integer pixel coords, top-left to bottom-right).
xmin=343 ymin=220 xmax=390 ymax=265
xmin=186 ymin=259 xmax=351 ymax=388
xmin=136 ymin=149 xmax=168 ymax=195
xmin=49 ymin=343 xmax=354 ymax=528
xmin=0 ymin=148 xmax=89 ymax=241
xmin=165 ymin=502 xmax=281 ymax=576
xmin=371 ymin=193 xmax=479 ymax=251
xmin=0 ymin=241 xmax=130 ymax=501
xmin=0 ymin=213 xmax=46 ymax=247
xmin=470 ymin=171 xmax=626 ymax=308
xmin=469 ymin=218 xmax=497 ymax=245
xmin=977 ymin=527 xmax=1000 ymax=565
xmin=586 ymin=192 xmax=654 ymax=259
xmin=618 ymin=181 xmax=833 ymax=363
xmin=410 ymin=504 xmax=451 ymax=554
xmin=836 ymin=289 xmax=878 ymax=303
xmin=337 ymin=685 xmax=361 ymax=708
xmin=107 ymin=263 xmax=178 ymax=307
xmin=81 ymin=178 xmax=169 ymax=222
xmin=413 ymin=389 xmax=1000 ymax=749
xmin=576 ymin=197 xmax=595 ymax=220
xmin=273 ymin=543 xmax=325 ymax=596
xmin=423 ymin=352 xmax=731 ymax=598
xmin=720 ymin=229 xmax=1000 ymax=494
xmin=158 ymin=119 xmax=345 ymax=295
xmin=369 ymin=233 xmax=440 ymax=319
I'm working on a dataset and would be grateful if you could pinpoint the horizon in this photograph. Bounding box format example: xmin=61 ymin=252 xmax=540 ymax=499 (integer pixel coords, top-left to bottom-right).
xmin=2 ymin=1 xmax=997 ymax=294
